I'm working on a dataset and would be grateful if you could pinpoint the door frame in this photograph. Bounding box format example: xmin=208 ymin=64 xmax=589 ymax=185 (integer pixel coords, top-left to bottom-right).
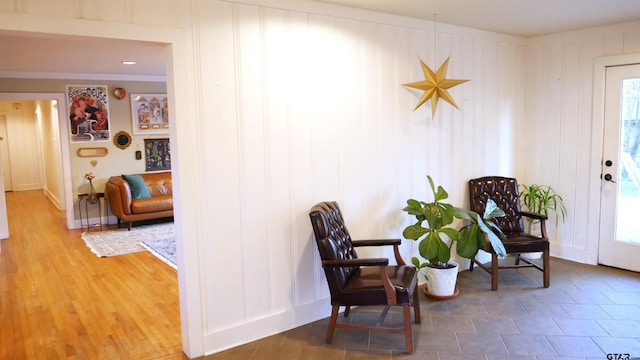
xmin=0 ymin=113 xmax=12 ymax=191
xmin=589 ymin=53 xmax=640 ymax=265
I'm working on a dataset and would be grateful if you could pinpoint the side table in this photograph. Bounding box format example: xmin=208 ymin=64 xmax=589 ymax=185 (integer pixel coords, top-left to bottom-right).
xmin=78 ymin=192 xmax=110 ymax=231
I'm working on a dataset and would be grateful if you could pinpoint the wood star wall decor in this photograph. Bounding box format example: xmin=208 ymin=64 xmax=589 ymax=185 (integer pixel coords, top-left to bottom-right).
xmin=403 ymin=56 xmax=469 ymax=118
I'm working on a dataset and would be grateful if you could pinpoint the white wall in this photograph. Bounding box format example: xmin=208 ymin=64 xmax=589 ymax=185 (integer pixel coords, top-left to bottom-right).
xmin=189 ymin=0 xmax=527 ymax=353
xmin=526 ymin=21 xmax=640 ymax=264
xmin=1 ymin=0 xmax=639 ymax=358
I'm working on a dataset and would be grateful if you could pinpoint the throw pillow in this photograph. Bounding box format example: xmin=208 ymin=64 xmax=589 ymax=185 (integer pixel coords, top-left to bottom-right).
xmin=122 ymin=174 xmax=151 ymax=199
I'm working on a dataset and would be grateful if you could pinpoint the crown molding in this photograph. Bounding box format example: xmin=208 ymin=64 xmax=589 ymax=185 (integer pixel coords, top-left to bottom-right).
xmin=0 ymin=71 xmax=166 ymax=82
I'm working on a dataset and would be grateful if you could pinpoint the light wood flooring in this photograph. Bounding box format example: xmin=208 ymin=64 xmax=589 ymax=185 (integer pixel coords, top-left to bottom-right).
xmin=0 ymin=190 xmax=186 ymax=359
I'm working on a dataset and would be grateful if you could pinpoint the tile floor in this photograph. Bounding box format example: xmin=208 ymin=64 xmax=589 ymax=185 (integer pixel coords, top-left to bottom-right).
xmin=205 ymin=257 xmax=640 ymax=360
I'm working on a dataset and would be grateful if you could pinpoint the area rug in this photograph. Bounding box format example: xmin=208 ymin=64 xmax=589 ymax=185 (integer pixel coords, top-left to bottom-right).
xmin=140 ymin=237 xmax=177 ymax=269
xmin=81 ymin=222 xmax=174 ymax=260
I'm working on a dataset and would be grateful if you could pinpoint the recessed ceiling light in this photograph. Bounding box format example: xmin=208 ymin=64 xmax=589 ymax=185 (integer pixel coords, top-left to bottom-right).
xmin=121 ymin=60 xmax=137 ymax=65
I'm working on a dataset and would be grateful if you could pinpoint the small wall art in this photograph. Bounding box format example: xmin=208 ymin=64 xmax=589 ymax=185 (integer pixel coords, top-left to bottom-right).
xmin=131 ymin=94 xmax=169 ymax=135
xmin=144 ymin=138 xmax=171 ymax=171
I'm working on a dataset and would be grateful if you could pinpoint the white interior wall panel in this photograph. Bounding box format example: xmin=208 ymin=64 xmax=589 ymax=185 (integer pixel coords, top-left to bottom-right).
xmin=281 ymin=10 xmax=319 ymax=308
xmin=558 ymin=42 xmax=580 ymax=251
xmin=624 ymin=30 xmax=640 ymax=54
xmin=528 ymin=21 xmax=640 ymax=263
xmin=261 ymin=7 xmax=295 ymax=315
xmin=572 ymin=38 xmax=603 ymax=260
xmin=0 ymin=0 xmax=181 ymax=28
xmin=193 ymin=0 xmax=246 ymax=334
xmin=189 ymin=2 xmax=528 ymax=352
xmin=235 ymin=3 xmax=271 ymax=322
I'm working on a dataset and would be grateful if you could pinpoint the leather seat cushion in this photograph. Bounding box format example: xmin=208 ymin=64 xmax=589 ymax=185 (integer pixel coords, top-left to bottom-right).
xmin=335 ymin=265 xmax=418 ymax=306
xmin=502 ymin=233 xmax=549 ymax=253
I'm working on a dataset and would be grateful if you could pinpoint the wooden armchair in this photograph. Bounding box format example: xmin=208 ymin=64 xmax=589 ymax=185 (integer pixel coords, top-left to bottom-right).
xmin=308 ymin=201 xmax=421 ymax=353
xmin=468 ymin=177 xmax=550 ymax=291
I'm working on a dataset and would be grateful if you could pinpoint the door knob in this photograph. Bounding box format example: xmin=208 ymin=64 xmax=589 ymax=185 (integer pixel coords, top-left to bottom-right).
xmin=604 ymin=160 xmax=613 ymax=167
xmin=604 ymin=173 xmax=616 ymax=183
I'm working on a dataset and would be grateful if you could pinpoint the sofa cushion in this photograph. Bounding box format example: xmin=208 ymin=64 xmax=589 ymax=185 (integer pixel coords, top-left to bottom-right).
xmin=122 ymin=174 xmax=151 ymax=200
xmin=131 ymin=195 xmax=173 ymax=214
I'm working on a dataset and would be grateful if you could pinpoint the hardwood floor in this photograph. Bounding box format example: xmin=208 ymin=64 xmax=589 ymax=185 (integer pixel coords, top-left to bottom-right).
xmin=0 ymin=190 xmax=186 ymax=359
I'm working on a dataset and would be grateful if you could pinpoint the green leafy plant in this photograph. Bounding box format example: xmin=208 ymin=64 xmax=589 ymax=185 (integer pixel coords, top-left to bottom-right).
xmin=454 ymin=201 xmax=507 ymax=261
xmin=402 ymin=175 xmax=507 ymax=270
xmin=518 ymin=184 xmax=567 ymax=225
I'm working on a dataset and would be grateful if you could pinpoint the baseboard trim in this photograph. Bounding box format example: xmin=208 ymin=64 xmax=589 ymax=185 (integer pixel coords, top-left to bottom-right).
xmin=202 ymin=298 xmax=331 ymax=356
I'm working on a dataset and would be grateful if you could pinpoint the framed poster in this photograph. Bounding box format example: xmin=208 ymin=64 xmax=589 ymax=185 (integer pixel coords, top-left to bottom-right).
xmin=66 ymin=85 xmax=111 ymax=142
xmin=144 ymin=138 xmax=171 ymax=171
xmin=131 ymin=94 xmax=169 ymax=135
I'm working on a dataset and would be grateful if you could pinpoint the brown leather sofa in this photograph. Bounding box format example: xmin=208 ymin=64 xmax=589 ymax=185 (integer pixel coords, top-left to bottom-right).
xmin=105 ymin=171 xmax=173 ymax=230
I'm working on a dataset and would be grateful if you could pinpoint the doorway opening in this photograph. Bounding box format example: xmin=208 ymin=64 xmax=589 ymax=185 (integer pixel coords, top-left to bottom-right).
xmin=0 ymin=94 xmax=71 ymax=230
xmin=0 ymin=28 xmax=189 ymax=355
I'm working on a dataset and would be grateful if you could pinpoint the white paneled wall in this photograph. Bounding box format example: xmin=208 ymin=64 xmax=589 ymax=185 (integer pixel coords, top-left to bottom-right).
xmin=189 ymin=0 xmax=527 ymax=352
xmin=527 ymin=21 xmax=640 ymax=263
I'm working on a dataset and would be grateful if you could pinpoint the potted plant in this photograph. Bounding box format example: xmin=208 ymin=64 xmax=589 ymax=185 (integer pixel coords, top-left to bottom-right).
xmin=519 ymin=183 xmax=567 ymax=226
xmin=402 ymin=175 xmax=507 ymax=298
xmin=518 ymin=183 xmax=567 ymax=258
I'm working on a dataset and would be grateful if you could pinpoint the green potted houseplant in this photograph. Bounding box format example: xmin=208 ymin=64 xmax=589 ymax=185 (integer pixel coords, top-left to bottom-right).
xmin=519 ymin=183 xmax=567 ymax=226
xmin=518 ymin=183 xmax=567 ymax=259
xmin=402 ymin=175 xmax=507 ymax=298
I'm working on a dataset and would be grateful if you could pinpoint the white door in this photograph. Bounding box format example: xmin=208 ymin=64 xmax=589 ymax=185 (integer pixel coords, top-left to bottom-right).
xmin=599 ymin=63 xmax=640 ymax=272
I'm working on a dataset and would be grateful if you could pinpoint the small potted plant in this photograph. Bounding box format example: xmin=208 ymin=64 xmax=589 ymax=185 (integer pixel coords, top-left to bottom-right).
xmin=403 ymin=175 xmax=506 ymax=298
xmin=519 ymin=183 xmax=567 ymax=226
xmin=518 ymin=183 xmax=567 ymax=258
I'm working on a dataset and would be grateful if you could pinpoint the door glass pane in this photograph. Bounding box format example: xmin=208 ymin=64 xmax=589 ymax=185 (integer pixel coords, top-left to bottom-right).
xmin=618 ymin=77 xmax=640 ymax=243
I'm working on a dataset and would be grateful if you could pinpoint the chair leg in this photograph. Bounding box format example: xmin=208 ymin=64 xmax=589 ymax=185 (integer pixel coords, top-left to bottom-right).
xmin=543 ymin=250 xmax=550 ymax=288
xmin=344 ymin=306 xmax=351 ymax=317
xmin=491 ymin=252 xmax=499 ymax=291
xmin=469 ymin=258 xmax=475 ymax=271
xmin=413 ymin=288 xmax=421 ymax=324
xmin=403 ymin=305 xmax=414 ymax=353
xmin=515 ymin=253 xmax=521 ymax=265
xmin=326 ymin=306 xmax=339 ymax=344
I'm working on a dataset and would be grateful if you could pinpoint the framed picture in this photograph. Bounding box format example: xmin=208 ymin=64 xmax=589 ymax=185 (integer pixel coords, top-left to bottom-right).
xmin=131 ymin=94 xmax=169 ymax=135
xmin=144 ymin=138 xmax=171 ymax=171
xmin=66 ymin=85 xmax=111 ymax=142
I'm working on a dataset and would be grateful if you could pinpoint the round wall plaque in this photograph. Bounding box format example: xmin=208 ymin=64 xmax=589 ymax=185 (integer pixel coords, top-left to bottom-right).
xmin=113 ymin=131 xmax=132 ymax=149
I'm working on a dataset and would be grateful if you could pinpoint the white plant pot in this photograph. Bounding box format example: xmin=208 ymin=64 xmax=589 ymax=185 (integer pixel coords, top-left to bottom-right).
xmin=520 ymin=252 xmax=542 ymax=259
xmin=423 ymin=261 xmax=459 ymax=297
xmin=522 ymin=220 xmax=543 ymax=259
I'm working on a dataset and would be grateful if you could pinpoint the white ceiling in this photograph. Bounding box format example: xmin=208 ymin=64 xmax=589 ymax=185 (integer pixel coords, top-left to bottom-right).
xmin=317 ymin=0 xmax=640 ymax=37
xmin=0 ymin=31 xmax=168 ymax=80
xmin=0 ymin=0 xmax=639 ymax=78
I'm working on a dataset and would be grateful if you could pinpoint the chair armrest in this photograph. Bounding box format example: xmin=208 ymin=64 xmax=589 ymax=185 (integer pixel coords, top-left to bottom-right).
xmin=519 ymin=211 xmax=549 ymax=239
xmin=520 ymin=211 xmax=548 ymax=221
xmin=351 ymin=239 xmax=407 ymax=266
xmin=322 ymin=258 xmax=389 ymax=268
xmin=352 ymin=239 xmax=402 ymax=247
